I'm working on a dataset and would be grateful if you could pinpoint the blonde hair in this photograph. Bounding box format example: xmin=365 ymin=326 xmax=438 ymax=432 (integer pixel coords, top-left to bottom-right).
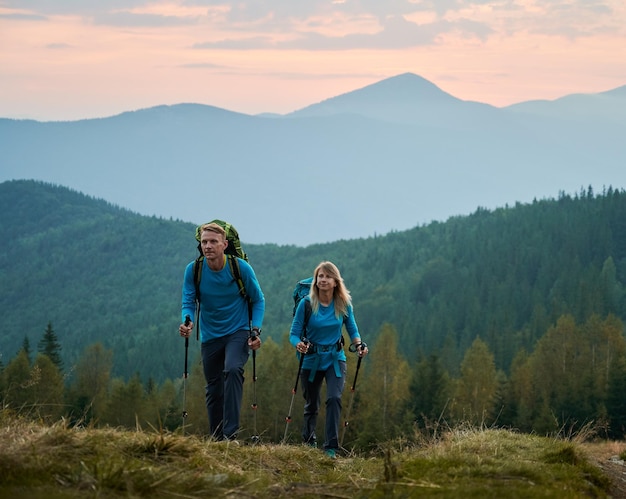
xmin=200 ymin=222 xmax=226 ymax=239
xmin=309 ymin=261 xmax=352 ymax=318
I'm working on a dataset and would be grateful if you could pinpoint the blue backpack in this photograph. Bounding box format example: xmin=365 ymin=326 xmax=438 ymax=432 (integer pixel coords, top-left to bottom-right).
xmin=292 ymin=277 xmax=345 ymax=346
xmin=292 ymin=277 xmax=313 ymax=318
xmin=292 ymin=277 xmax=314 ymax=335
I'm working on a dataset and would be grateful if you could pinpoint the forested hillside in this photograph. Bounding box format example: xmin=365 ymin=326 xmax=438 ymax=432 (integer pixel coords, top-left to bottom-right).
xmin=2 ymin=180 xmax=626 ymax=377
xmin=2 ymin=180 xmax=626 ymax=442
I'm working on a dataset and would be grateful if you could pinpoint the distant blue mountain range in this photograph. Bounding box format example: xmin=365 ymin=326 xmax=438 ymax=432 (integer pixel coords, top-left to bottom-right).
xmin=1 ymin=73 xmax=625 ymax=246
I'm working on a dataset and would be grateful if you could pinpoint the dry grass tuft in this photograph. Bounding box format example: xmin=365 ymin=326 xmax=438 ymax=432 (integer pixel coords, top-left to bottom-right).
xmin=0 ymin=412 xmax=621 ymax=498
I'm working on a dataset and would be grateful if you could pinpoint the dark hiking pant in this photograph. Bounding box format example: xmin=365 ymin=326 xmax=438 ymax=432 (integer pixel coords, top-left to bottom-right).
xmin=201 ymin=329 xmax=250 ymax=440
xmin=301 ymin=361 xmax=347 ymax=450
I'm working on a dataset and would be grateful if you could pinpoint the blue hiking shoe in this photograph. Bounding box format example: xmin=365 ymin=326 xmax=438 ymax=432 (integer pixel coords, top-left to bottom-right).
xmin=325 ymin=448 xmax=337 ymax=459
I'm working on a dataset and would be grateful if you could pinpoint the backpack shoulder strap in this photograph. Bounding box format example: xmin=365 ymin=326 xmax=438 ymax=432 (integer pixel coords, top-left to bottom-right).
xmin=193 ymin=255 xmax=204 ymax=304
xmin=227 ymin=255 xmax=252 ymax=322
xmin=303 ymin=298 xmax=312 ymax=339
xmin=192 ymin=256 xmax=204 ymax=340
xmin=227 ymin=255 xmax=246 ymax=298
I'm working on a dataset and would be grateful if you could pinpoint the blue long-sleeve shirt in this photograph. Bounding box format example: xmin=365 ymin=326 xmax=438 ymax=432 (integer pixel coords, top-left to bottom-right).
xmin=181 ymin=256 xmax=265 ymax=343
xmin=290 ymin=297 xmax=360 ymax=372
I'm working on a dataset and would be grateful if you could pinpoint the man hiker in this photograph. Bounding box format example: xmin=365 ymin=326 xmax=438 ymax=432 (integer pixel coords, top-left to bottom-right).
xmin=179 ymin=222 xmax=264 ymax=441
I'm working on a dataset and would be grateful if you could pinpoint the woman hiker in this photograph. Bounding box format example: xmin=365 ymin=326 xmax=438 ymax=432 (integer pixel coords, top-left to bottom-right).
xmin=289 ymin=261 xmax=368 ymax=458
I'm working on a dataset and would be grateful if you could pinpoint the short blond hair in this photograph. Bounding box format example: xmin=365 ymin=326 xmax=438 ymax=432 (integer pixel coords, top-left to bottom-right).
xmin=200 ymin=222 xmax=226 ymax=239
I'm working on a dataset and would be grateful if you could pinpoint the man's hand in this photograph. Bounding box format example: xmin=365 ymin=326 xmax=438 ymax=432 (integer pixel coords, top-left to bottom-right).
xmin=249 ymin=327 xmax=262 ymax=350
xmin=179 ymin=320 xmax=193 ymax=338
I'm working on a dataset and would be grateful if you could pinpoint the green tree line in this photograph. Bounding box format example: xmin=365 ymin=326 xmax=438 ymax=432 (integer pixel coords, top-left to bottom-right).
xmin=3 ymin=314 xmax=626 ymax=449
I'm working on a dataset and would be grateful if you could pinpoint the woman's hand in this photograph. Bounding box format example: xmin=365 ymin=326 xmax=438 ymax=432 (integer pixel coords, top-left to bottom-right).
xmin=351 ymin=341 xmax=369 ymax=357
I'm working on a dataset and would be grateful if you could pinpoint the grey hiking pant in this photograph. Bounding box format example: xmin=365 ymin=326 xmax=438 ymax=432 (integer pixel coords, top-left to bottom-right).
xmin=301 ymin=360 xmax=347 ymax=450
xmin=201 ymin=329 xmax=250 ymax=440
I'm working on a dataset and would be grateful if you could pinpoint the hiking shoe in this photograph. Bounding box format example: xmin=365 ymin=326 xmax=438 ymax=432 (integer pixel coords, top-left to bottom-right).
xmin=325 ymin=449 xmax=337 ymax=459
xmin=223 ymin=437 xmax=240 ymax=446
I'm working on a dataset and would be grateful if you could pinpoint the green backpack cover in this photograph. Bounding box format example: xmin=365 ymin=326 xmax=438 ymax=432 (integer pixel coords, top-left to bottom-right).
xmin=192 ymin=220 xmax=251 ymax=337
xmin=194 ymin=219 xmax=248 ymax=263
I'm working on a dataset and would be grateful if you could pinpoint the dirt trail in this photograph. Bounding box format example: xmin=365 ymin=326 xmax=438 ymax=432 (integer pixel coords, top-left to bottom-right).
xmin=583 ymin=442 xmax=626 ymax=498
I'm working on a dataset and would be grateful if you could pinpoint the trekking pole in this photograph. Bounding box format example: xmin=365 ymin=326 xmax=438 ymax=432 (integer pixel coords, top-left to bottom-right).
xmin=182 ymin=315 xmax=191 ymax=435
xmin=340 ymin=341 xmax=367 ymax=448
xmin=282 ymin=339 xmax=308 ymax=444
xmin=249 ymin=329 xmax=260 ymax=444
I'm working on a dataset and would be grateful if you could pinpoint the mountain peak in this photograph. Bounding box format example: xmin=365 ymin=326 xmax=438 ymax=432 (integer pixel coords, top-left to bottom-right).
xmin=289 ymin=73 xmax=457 ymax=120
xmin=287 ymin=72 xmax=498 ymax=127
xmin=360 ymin=72 xmax=453 ymax=100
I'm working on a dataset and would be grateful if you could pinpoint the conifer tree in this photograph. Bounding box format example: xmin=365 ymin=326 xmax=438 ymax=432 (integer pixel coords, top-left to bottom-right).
xmin=21 ymin=336 xmax=31 ymax=364
xmin=606 ymin=356 xmax=626 ymax=439
xmin=507 ymin=348 xmax=534 ymax=432
xmin=355 ymin=324 xmax=412 ymax=449
xmin=67 ymin=342 xmax=113 ymax=424
xmin=409 ymin=353 xmax=453 ymax=432
xmin=102 ymin=373 xmax=146 ymax=428
xmin=155 ymin=378 xmax=180 ymax=431
xmin=2 ymin=350 xmax=35 ymax=411
xmin=37 ymin=321 xmax=63 ymax=371
xmin=452 ymin=336 xmax=498 ymax=426
xmin=526 ymin=314 xmax=626 ymax=433
xmin=31 ymin=354 xmax=65 ymax=422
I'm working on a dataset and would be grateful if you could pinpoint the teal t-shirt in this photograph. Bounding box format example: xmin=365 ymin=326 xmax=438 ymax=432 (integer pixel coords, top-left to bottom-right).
xmin=181 ymin=256 xmax=264 ymax=342
xmin=290 ymin=297 xmax=360 ymax=372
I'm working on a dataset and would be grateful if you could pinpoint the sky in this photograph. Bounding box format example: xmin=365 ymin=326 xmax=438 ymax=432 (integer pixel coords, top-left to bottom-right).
xmin=1 ymin=0 xmax=626 ymax=122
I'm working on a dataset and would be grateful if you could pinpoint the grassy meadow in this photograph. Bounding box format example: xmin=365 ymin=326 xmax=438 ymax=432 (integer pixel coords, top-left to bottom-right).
xmin=1 ymin=410 xmax=623 ymax=498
